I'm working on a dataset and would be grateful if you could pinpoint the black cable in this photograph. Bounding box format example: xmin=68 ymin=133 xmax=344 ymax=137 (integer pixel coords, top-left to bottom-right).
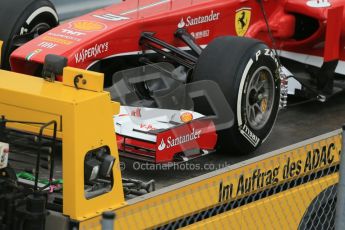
xmin=286 ymin=98 xmax=318 ymax=108
xmin=257 ymin=0 xmax=283 ymax=68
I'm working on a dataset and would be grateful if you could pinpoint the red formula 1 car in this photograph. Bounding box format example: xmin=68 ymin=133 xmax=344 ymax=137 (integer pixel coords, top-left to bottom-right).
xmin=1 ymin=0 xmax=344 ymax=163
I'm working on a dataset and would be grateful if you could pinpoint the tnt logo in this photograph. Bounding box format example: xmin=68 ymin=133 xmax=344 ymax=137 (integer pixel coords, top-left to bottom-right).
xmin=61 ymin=29 xmax=86 ymax=36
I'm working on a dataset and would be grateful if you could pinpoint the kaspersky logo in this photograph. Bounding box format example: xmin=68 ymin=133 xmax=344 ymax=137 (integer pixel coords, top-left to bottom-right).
xmin=177 ymin=10 xmax=220 ymax=28
xmin=158 ymin=128 xmax=202 ymax=151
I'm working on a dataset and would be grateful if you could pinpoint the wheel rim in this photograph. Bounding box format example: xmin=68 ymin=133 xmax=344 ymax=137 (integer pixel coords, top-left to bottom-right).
xmin=245 ymin=66 xmax=275 ymax=130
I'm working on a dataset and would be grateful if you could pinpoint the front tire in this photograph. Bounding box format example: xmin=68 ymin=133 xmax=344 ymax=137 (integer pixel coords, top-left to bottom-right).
xmin=192 ymin=36 xmax=280 ymax=154
xmin=0 ymin=0 xmax=59 ymax=70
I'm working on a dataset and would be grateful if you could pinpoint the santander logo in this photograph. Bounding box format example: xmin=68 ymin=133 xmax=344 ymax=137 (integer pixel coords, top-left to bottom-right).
xmin=177 ymin=10 xmax=220 ymax=28
xmin=158 ymin=139 xmax=166 ymax=151
xmin=157 ymin=129 xmax=202 ymax=151
xmin=178 ymin=18 xmax=186 ymax=28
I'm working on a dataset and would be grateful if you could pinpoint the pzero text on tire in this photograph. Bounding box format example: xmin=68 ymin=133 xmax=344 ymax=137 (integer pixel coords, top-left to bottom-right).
xmin=192 ymin=36 xmax=280 ymax=155
xmin=0 ymin=0 xmax=58 ymax=70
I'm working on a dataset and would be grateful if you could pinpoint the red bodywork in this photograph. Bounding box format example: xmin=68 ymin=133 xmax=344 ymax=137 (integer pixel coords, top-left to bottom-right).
xmin=10 ymin=0 xmax=345 ymax=75
xmin=117 ymin=119 xmax=217 ymax=163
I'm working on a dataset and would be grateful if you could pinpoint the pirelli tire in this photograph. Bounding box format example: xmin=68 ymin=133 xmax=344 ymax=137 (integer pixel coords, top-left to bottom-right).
xmin=192 ymin=36 xmax=280 ymax=155
xmin=0 ymin=0 xmax=59 ymax=70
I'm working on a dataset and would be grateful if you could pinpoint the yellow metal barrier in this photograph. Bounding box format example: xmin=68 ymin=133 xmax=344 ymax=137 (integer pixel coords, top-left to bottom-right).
xmin=0 ymin=68 xmax=125 ymax=220
xmin=80 ymin=131 xmax=341 ymax=229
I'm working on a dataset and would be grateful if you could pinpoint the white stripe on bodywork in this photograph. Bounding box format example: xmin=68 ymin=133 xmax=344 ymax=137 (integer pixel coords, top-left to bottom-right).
xmin=114 ymin=106 xmax=205 ymax=142
xmin=278 ymin=50 xmax=324 ymax=68
xmin=120 ymin=0 xmax=171 ymax=16
xmin=237 ymin=59 xmax=253 ymax=126
xmin=279 ymin=50 xmax=345 ymax=76
xmin=335 ymin=61 xmax=345 ymax=75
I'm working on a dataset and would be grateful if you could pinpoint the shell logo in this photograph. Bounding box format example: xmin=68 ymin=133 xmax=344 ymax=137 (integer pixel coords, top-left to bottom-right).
xmin=69 ymin=20 xmax=107 ymax=32
xmin=180 ymin=112 xmax=193 ymax=123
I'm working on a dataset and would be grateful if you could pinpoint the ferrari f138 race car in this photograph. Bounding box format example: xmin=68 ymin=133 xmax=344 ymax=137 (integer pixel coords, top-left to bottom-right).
xmin=0 ymin=0 xmax=344 ymax=163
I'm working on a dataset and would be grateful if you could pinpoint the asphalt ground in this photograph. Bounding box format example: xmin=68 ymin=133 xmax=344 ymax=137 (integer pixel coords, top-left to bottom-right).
xmin=121 ymin=92 xmax=345 ymax=189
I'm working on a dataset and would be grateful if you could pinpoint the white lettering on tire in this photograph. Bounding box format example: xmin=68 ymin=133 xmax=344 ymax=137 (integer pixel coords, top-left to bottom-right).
xmin=240 ymin=124 xmax=260 ymax=147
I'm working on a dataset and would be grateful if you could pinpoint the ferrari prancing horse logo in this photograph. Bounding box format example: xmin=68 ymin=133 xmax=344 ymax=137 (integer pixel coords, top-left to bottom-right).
xmin=235 ymin=8 xmax=251 ymax=36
